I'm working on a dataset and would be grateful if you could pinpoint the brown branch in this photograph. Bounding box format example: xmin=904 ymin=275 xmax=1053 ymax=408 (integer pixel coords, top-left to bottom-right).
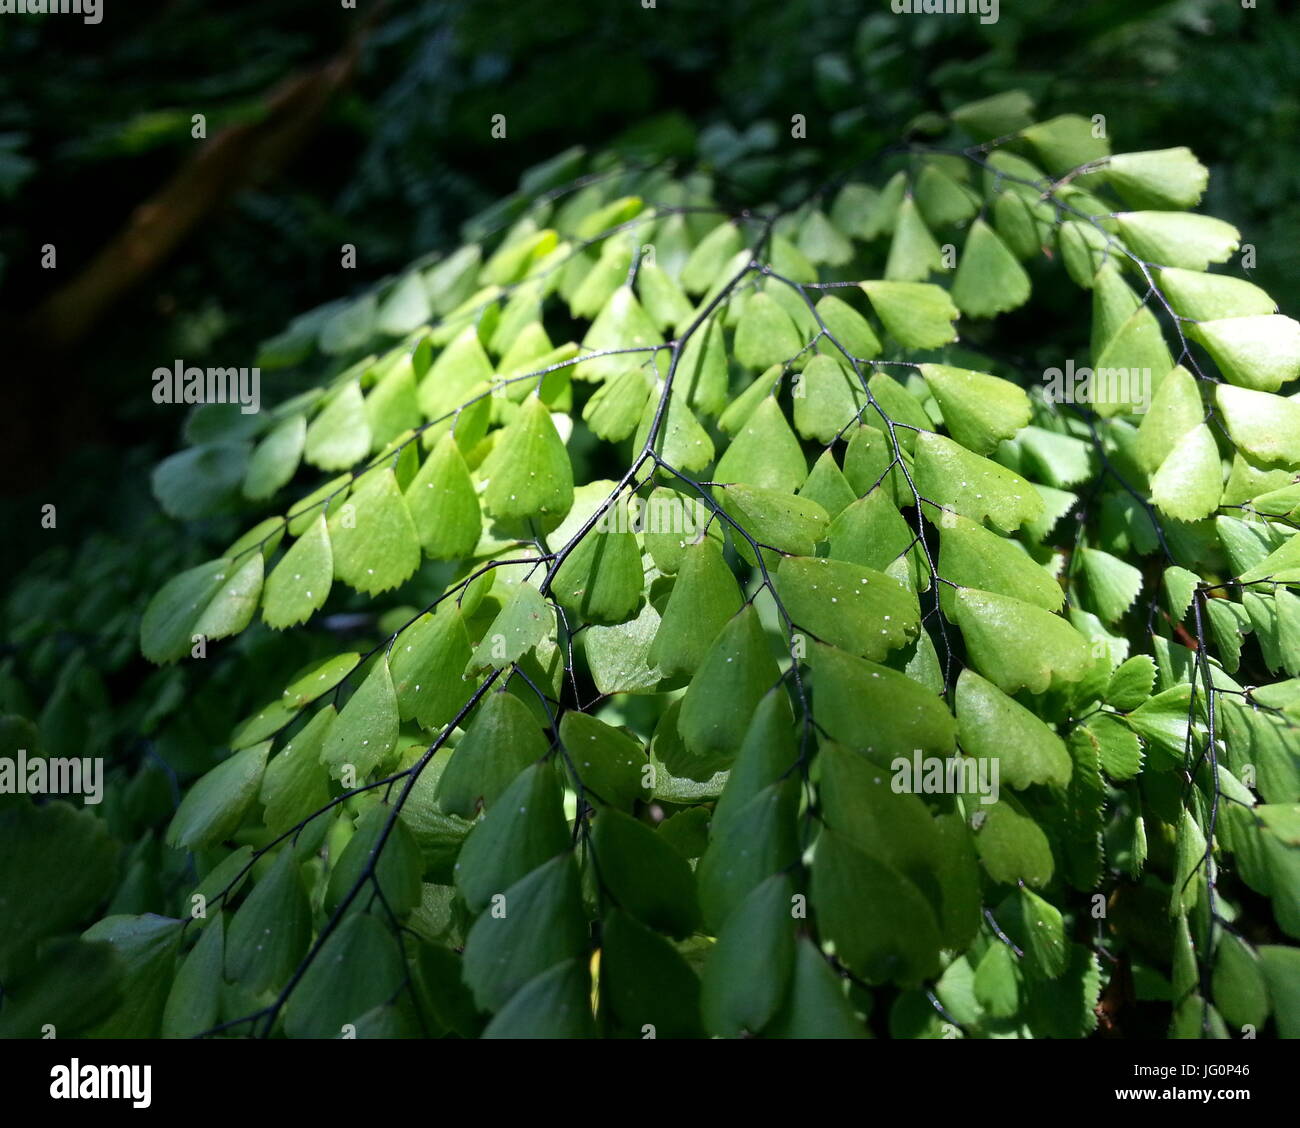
xmin=23 ymin=30 xmax=368 ymax=353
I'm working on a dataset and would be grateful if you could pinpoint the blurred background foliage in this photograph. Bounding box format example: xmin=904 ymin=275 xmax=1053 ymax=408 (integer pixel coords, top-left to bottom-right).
xmin=2 ymin=0 xmax=1298 ymax=946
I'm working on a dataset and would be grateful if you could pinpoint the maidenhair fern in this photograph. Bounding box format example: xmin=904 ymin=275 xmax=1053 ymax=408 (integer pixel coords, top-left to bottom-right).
xmin=34 ymin=95 xmax=1300 ymax=1038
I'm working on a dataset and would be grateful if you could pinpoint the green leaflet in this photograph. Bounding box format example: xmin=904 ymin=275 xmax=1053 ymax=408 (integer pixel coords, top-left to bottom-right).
xmin=1059 ymin=221 xmax=1110 ymax=288
xmin=320 ymin=659 xmax=399 ymax=781
xmin=799 ymin=449 xmax=857 ymax=517
xmin=1115 ymin=211 xmax=1239 ymax=271
xmin=283 ymin=913 xmax=405 ymax=1038
xmin=1216 ymin=383 xmax=1300 ymax=468
xmin=859 ymin=280 xmax=959 ymax=349
xmin=591 ymin=807 xmax=699 ymax=938
xmin=793 ymin=355 xmax=867 ymax=444
xmin=263 ymin=515 xmax=332 ymax=629
xmin=951 ymin=219 xmax=1031 ymax=318
xmin=716 ymin=483 xmax=830 ymax=562
xmin=226 ymin=515 xmax=285 ymax=562
xmin=161 ymin=917 xmax=224 ymax=1038
xmin=637 ymin=259 xmax=695 ymax=333
xmin=437 ymin=691 xmax=548 ymax=817
xmin=226 ymin=848 xmax=311 ymax=993
xmin=305 ymin=381 xmax=371 ymax=470
xmin=462 ymin=852 xmax=588 ymax=1013
xmin=827 ymin=489 xmax=915 ymax=576
xmin=1105 ymin=148 xmax=1208 ymax=209
xmin=951 ymin=90 xmax=1035 ymax=141
xmin=843 ymin=422 xmax=903 ymax=504
xmin=1191 ymin=315 xmax=1300 ymax=393
xmin=775 ymin=555 xmax=919 ymax=661
xmin=809 ymin=641 xmax=956 ymax=763
xmin=1005 ymin=887 xmax=1068 ymax=980
xmin=377 ymin=271 xmax=432 ymax=336
xmin=80 ymin=916 xmax=183 ymax=1037
xmin=418 ymin=325 xmax=494 ymax=416
xmin=1021 ymin=114 xmax=1110 ymax=175
xmin=551 ymin=524 xmax=644 ymax=624
xmin=1149 ymin=423 xmax=1222 ymax=522
xmin=455 ymin=763 xmax=570 ymax=915
xmin=764 ymin=938 xmax=867 ymax=1038
xmin=1009 ymin=426 xmax=1092 ymax=489
xmin=814 ymin=294 xmax=880 ymax=361
xmin=952 ymin=588 xmax=1091 ymax=695
xmin=1135 ymin=365 xmax=1202 ymax=474
xmin=467 ymin=581 xmax=554 ymax=673
xmin=861 ymin=371 xmax=934 ymax=452
xmin=584 ymin=366 xmax=653 ymax=441
xmin=1105 ymin=654 xmax=1157 ymax=711
xmin=1159 ymin=266 xmax=1275 ymax=321
xmin=576 ymin=286 xmax=662 ymax=382
xmin=389 ymin=608 xmax=474 ymax=729
xmin=260 ymin=705 xmax=334 ymax=834
xmin=680 ymin=221 xmax=744 ymax=294
xmin=718 ymin=365 xmax=780 ymax=434
xmin=287 ymin=474 xmax=349 ymax=536
xmin=0 ymin=804 xmax=120 ymax=982
xmin=648 ymin=537 xmax=744 ymax=677
xmin=1237 ymin=534 xmax=1300 ymax=584
xmin=710 ymin=688 xmax=798 ymax=841
xmin=571 ymin=243 xmax=631 ymax=320
xmin=635 ymin=386 xmax=714 ymax=472
xmin=482 ymin=397 xmax=574 ymax=524
xmin=325 ymin=804 xmax=423 ymax=916
xmin=915 ymin=163 xmax=978 ymax=229
xmin=599 ymin=910 xmax=701 ymax=1038
xmin=798 ymin=208 xmax=854 ymax=265
xmin=973 ymin=942 xmax=1022 ymax=1020
xmin=975 ymin=797 xmax=1055 ymax=887
xmin=1091 ymin=306 xmax=1173 ymax=416
xmin=327 ymin=468 xmax=421 ymax=595
xmin=558 ymin=712 xmax=647 ymax=810
xmin=405 ymin=433 xmax=481 ymax=559
xmin=269 ymin=652 xmax=358 ymax=710
xmin=771 ymin=230 xmax=819 ymax=282
xmin=1090 ymin=264 xmax=1141 ymax=361
xmin=1260 ymin=946 xmax=1300 ymax=1037
xmin=956 ymin=669 xmax=1071 ymax=789
xmin=1123 ymin=684 xmax=1194 ymax=769
xmin=166 ymin=742 xmax=269 ymax=850
xmin=366 ymin=357 xmax=422 ymax=448
xmin=812 ymin=828 xmax=943 ymax=986
xmin=714 ymin=396 xmax=808 ymax=493
xmin=482 ymin=958 xmax=595 ymax=1038
xmin=935 ymin=507 xmax=1063 ymax=613
xmin=697 ymin=780 xmax=801 ymax=932
xmin=152 ymin=441 xmax=249 ymax=520
xmin=678 ymin=605 xmax=781 ymax=774
xmin=1077 ymin=546 xmax=1144 ymax=623
xmin=141 ymin=554 xmax=264 ymax=663
xmin=1212 ymin=933 xmax=1270 ymax=1031
xmin=920 ymin=364 xmax=1031 ymax=454
xmin=884 ymin=196 xmax=943 ymax=281
xmin=734 ymin=291 xmax=805 ymax=370
xmin=0 ymin=939 xmax=119 ymax=1039
xmin=244 ymin=414 xmax=306 ymax=500
xmin=640 ymin=488 xmax=722 ymax=573
xmin=700 ymin=874 xmax=795 ymax=1037
xmin=914 ymin=432 xmax=1045 ymax=534
xmin=675 ymin=316 xmax=729 ymax=417
xmin=818 ymin=743 xmax=979 ymax=950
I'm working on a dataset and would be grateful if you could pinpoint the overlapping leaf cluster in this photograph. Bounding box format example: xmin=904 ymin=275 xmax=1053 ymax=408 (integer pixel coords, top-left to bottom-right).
xmin=9 ymin=92 xmax=1300 ymax=1039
